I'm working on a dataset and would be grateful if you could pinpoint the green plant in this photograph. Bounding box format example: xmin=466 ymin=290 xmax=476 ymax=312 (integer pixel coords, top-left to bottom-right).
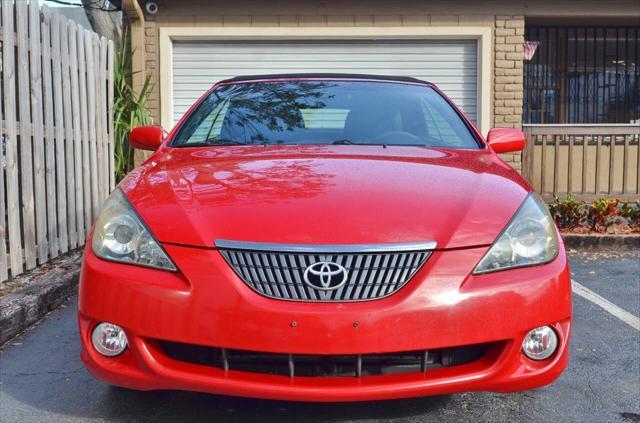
xmin=113 ymin=33 xmax=152 ymax=182
xmin=620 ymin=202 xmax=640 ymax=220
xmin=620 ymin=202 xmax=640 ymax=230
xmin=548 ymin=195 xmax=586 ymax=230
xmin=588 ymin=197 xmax=619 ymax=231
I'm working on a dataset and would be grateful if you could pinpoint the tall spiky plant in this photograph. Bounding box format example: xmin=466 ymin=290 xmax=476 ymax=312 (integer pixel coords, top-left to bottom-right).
xmin=113 ymin=33 xmax=152 ymax=182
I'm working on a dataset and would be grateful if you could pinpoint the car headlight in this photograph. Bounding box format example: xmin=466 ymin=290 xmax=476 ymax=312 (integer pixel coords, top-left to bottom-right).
xmin=473 ymin=193 xmax=558 ymax=274
xmin=92 ymin=189 xmax=176 ymax=271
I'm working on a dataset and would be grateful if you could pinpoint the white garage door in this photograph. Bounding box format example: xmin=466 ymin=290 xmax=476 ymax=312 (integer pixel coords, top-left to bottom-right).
xmin=171 ymin=40 xmax=477 ymax=126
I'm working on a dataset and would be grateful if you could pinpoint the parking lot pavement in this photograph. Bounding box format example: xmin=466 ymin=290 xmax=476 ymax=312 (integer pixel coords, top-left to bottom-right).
xmin=1 ymin=250 xmax=639 ymax=423
xmin=569 ymin=249 xmax=640 ymax=318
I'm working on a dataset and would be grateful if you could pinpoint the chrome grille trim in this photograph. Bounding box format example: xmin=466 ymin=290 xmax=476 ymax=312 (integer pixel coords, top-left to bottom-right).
xmin=215 ymin=239 xmax=437 ymax=253
xmin=217 ymin=241 xmax=435 ymax=302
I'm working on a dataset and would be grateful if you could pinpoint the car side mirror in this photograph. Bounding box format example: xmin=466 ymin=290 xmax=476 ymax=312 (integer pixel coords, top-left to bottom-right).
xmin=486 ymin=128 xmax=525 ymax=154
xmin=129 ymin=126 xmax=165 ymax=151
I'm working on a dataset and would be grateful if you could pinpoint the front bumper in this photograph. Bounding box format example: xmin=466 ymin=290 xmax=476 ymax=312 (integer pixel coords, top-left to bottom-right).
xmin=78 ymin=241 xmax=572 ymax=402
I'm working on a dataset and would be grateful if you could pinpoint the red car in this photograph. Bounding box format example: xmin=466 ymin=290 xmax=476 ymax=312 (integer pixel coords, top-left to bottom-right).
xmin=79 ymin=74 xmax=571 ymax=402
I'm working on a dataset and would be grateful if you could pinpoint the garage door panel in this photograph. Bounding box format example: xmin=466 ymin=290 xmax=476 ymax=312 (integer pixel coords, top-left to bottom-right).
xmin=172 ymin=56 xmax=478 ymax=63
xmin=172 ymin=53 xmax=476 ymax=60
xmin=173 ymin=62 xmax=477 ymax=71
xmin=172 ymin=45 xmax=478 ymax=53
xmin=171 ymin=40 xmax=478 ymax=126
xmin=172 ymin=72 xmax=477 ymax=78
xmin=173 ymin=42 xmax=476 ymax=54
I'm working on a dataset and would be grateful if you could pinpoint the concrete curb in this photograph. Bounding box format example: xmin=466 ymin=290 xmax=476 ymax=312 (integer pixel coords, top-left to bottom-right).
xmin=0 ymin=251 xmax=82 ymax=346
xmin=562 ymin=233 xmax=640 ymax=250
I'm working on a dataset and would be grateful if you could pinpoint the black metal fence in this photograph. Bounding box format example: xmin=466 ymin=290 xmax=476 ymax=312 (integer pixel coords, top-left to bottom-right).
xmin=524 ymin=26 xmax=639 ymax=125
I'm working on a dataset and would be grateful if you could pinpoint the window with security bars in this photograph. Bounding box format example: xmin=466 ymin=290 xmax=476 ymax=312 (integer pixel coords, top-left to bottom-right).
xmin=524 ymin=25 xmax=640 ymax=124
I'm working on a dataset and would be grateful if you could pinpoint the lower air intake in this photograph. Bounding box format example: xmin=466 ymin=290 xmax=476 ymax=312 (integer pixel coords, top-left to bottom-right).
xmin=159 ymin=341 xmax=496 ymax=378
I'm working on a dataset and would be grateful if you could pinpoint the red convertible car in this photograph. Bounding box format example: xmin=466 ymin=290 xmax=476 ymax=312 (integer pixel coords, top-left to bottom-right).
xmin=79 ymin=74 xmax=571 ymax=401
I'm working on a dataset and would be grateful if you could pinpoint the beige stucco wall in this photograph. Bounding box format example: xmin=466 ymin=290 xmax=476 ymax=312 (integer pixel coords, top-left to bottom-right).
xmin=133 ymin=0 xmax=639 ymax=168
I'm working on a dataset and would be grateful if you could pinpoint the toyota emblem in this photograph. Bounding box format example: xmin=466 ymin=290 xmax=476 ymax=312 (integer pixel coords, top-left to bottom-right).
xmin=303 ymin=261 xmax=348 ymax=291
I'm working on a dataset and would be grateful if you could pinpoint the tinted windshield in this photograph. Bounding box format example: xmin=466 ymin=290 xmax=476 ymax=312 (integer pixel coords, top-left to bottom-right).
xmin=171 ymin=81 xmax=480 ymax=148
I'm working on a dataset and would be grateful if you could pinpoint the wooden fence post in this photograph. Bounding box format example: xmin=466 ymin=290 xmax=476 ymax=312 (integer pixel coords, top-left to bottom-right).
xmin=16 ymin=0 xmax=37 ymax=270
xmin=41 ymin=5 xmax=59 ymax=259
xmin=99 ymin=37 xmax=109 ymax=201
xmin=51 ymin=12 xmax=69 ymax=253
xmin=77 ymin=25 xmax=91 ymax=234
xmin=61 ymin=14 xmax=77 ymax=249
xmin=2 ymin=0 xmax=24 ymax=276
xmin=85 ymin=30 xmax=99 ymax=218
xmin=29 ymin=0 xmax=49 ymax=264
xmin=0 ymin=0 xmax=7 ymax=280
xmin=521 ymin=126 xmax=534 ymax=185
xmin=69 ymin=22 xmax=85 ymax=242
xmin=108 ymin=40 xmax=115 ymax=191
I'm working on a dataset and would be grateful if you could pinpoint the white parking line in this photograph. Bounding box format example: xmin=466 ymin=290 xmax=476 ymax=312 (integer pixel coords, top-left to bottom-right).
xmin=572 ymin=279 xmax=640 ymax=331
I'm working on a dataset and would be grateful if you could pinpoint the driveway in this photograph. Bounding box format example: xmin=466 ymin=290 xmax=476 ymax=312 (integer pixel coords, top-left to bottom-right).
xmin=1 ymin=249 xmax=639 ymax=423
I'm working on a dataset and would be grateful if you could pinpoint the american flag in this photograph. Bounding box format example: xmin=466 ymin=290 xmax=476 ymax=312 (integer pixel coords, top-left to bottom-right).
xmin=524 ymin=41 xmax=541 ymax=61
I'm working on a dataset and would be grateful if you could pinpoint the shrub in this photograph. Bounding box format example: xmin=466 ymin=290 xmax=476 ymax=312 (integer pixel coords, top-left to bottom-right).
xmin=588 ymin=198 xmax=619 ymax=232
xmin=620 ymin=202 xmax=640 ymax=229
xmin=548 ymin=195 xmax=587 ymax=230
xmin=114 ymin=32 xmax=152 ymax=182
xmin=620 ymin=202 xmax=640 ymax=220
xmin=547 ymin=196 xmax=639 ymax=233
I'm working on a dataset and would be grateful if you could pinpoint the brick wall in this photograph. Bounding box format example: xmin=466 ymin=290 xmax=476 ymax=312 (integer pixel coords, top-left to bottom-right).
xmin=144 ymin=23 xmax=159 ymax=119
xmin=133 ymin=20 xmax=159 ymax=165
xmin=493 ymin=15 xmax=525 ymax=172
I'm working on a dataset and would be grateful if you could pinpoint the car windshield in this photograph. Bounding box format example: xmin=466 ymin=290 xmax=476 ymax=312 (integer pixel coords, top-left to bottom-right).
xmin=171 ymin=81 xmax=480 ymax=149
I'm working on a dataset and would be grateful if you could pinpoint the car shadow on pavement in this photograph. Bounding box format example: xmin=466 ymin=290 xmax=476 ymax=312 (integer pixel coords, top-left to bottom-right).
xmin=102 ymin=386 xmax=453 ymax=422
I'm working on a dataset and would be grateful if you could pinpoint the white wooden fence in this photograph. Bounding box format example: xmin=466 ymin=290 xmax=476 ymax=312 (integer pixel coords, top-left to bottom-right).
xmin=1 ymin=0 xmax=114 ymax=282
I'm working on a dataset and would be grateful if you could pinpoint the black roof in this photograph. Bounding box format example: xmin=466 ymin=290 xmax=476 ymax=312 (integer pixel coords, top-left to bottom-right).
xmin=220 ymin=73 xmax=430 ymax=85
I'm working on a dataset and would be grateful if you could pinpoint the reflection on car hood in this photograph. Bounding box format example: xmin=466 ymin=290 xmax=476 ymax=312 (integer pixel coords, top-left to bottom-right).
xmin=119 ymin=145 xmax=530 ymax=249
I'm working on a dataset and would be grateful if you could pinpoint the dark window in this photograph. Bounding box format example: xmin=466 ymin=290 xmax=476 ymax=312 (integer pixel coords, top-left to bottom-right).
xmin=171 ymin=81 xmax=480 ymax=149
xmin=524 ymin=26 xmax=640 ymax=124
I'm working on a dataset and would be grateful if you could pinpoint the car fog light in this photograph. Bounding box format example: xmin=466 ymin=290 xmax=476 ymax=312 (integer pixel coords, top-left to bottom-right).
xmin=91 ymin=322 xmax=128 ymax=357
xmin=522 ymin=326 xmax=558 ymax=360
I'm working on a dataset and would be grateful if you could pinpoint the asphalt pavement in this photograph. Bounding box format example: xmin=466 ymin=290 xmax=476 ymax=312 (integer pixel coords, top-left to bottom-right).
xmin=1 ymin=249 xmax=639 ymax=423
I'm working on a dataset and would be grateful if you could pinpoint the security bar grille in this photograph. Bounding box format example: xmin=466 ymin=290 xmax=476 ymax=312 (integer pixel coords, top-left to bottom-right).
xmin=217 ymin=241 xmax=434 ymax=302
xmin=524 ymin=25 xmax=639 ymax=124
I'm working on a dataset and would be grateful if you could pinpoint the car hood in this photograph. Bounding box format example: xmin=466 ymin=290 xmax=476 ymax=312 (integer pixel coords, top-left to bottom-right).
xmin=119 ymin=145 xmax=530 ymax=250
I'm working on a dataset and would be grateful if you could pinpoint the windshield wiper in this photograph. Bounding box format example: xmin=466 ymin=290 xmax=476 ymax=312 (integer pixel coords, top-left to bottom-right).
xmin=331 ymin=139 xmax=357 ymax=145
xmin=202 ymin=138 xmax=247 ymax=146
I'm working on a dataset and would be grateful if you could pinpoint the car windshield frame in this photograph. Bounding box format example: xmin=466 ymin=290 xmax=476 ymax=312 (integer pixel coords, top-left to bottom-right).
xmin=169 ymin=79 xmax=483 ymax=149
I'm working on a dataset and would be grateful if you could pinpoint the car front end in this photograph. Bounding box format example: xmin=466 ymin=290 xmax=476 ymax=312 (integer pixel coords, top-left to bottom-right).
xmin=78 ymin=75 xmax=571 ymax=401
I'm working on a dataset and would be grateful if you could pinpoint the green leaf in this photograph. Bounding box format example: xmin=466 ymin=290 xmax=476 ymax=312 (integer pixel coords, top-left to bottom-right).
xmin=113 ymin=29 xmax=153 ymax=182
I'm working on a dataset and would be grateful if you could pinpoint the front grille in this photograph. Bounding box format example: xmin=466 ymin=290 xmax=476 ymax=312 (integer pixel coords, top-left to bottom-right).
xmin=159 ymin=341 xmax=496 ymax=378
xmin=217 ymin=240 xmax=434 ymax=301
